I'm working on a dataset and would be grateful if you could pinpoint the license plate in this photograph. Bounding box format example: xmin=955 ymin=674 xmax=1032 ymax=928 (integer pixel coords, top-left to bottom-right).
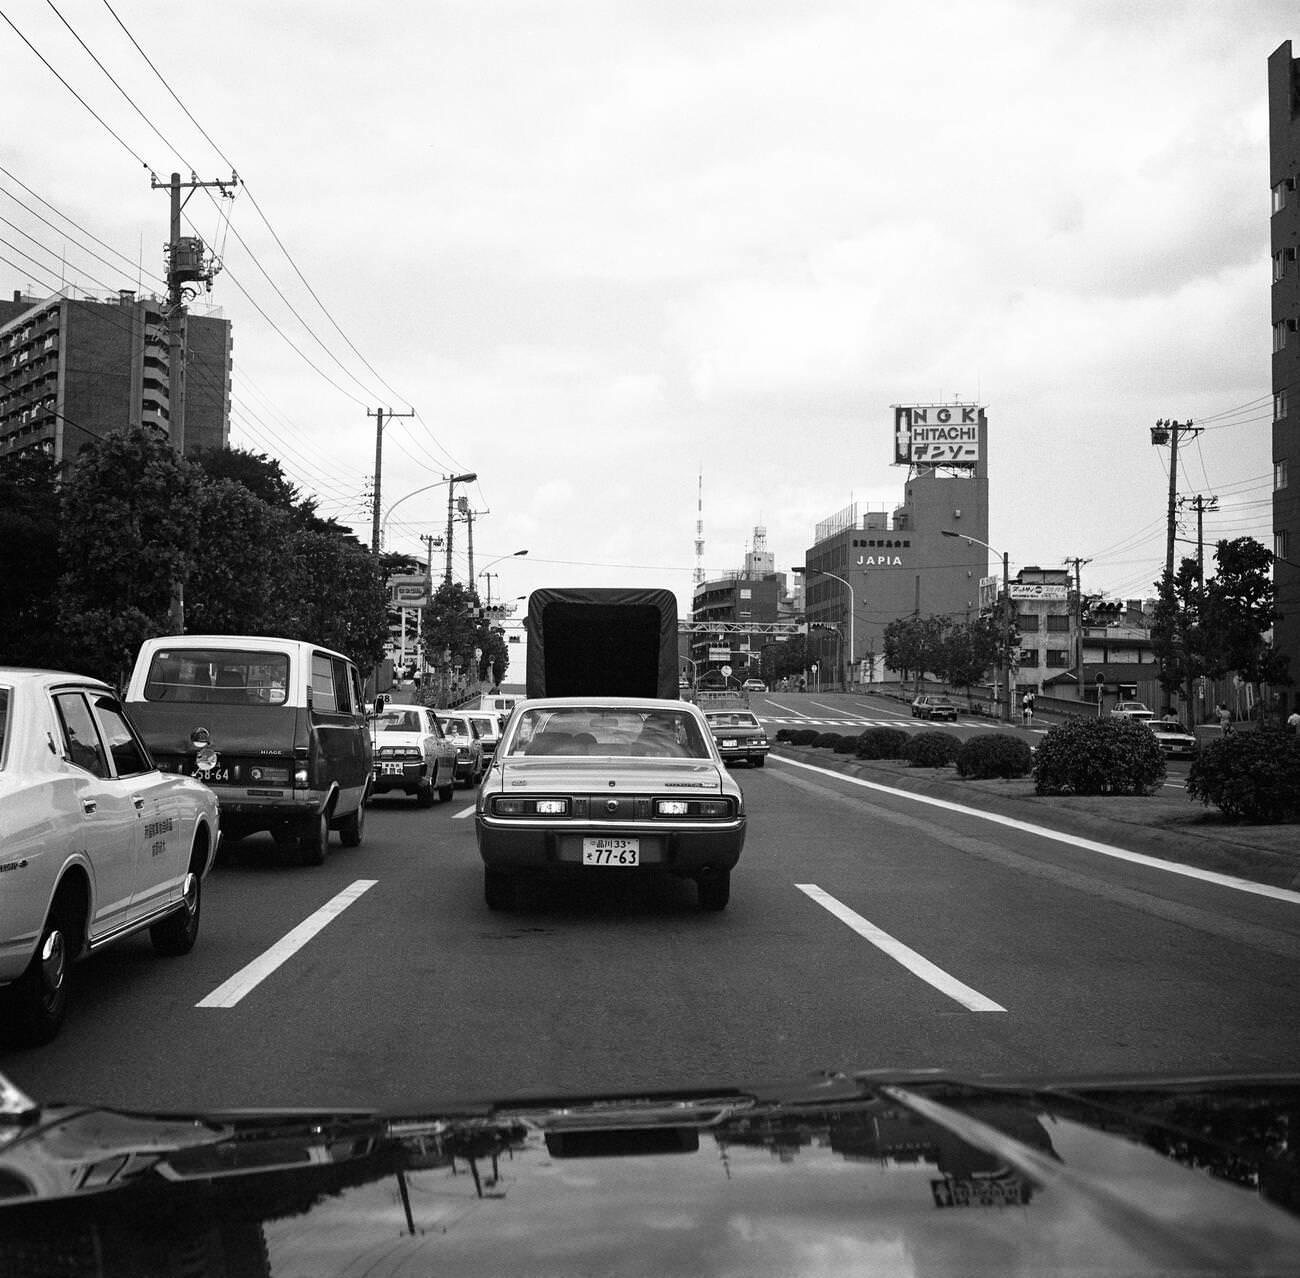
xmin=721 ymin=738 xmax=738 ymax=747
xmin=192 ymin=767 xmax=232 ymax=783
xmin=381 ymin=762 xmax=407 ymax=775
xmin=582 ymin=838 xmax=639 ymax=866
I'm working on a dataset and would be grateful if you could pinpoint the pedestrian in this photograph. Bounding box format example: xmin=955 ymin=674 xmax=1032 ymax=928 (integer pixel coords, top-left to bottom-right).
xmin=1021 ymin=690 xmax=1035 ymax=725
xmin=1216 ymin=702 xmax=1231 ymax=734
xmin=1287 ymin=710 xmax=1299 ymax=736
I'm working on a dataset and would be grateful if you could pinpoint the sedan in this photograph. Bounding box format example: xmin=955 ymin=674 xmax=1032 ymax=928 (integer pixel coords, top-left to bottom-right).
xmin=370 ymin=704 xmax=457 ymax=806
xmin=0 ymin=669 xmax=220 ymax=1044
xmin=434 ymin=712 xmax=486 ymax=787
xmin=911 ymin=695 xmax=959 ymax=721
xmin=741 ymin=678 xmax=767 ymax=693
xmin=1147 ymin=716 xmax=1198 ymax=759
xmin=475 ymin=698 xmax=746 ymax=912
xmin=704 ymin=709 xmax=769 ymax=767
xmin=464 ymin=711 xmax=504 ymax=762
xmin=1111 ymin=701 xmax=1154 ymax=722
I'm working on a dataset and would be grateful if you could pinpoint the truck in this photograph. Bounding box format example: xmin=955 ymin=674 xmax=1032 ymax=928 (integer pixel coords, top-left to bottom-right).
xmin=525 ymin=587 xmax=679 ymax=699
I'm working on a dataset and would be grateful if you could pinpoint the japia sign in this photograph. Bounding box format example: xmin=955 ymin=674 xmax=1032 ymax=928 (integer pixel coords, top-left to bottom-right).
xmin=894 ymin=404 xmax=982 ymax=466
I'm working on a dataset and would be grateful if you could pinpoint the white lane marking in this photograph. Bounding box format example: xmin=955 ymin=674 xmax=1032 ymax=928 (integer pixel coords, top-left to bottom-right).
xmin=796 ymin=883 xmax=1006 ymax=1013
xmin=809 ymin=699 xmax=844 ymax=714
xmin=196 ymin=880 xmax=377 ymax=1008
xmin=453 ymin=803 xmax=476 ymax=820
xmin=773 ymin=755 xmax=1300 ymax=906
xmin=763 ymin=699 xmax=810 ymax=716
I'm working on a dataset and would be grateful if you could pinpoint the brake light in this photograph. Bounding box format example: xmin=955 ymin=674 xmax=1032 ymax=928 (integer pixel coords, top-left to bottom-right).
xmin=654 ymin=798 xmax=734 ymax=818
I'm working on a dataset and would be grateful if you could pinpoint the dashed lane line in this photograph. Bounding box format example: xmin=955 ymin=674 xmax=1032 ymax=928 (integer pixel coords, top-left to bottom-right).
xmin=453 ymin=803 xmax=476 ymax=819
xmin=772 ymin=754 xmax=1300 ymax=906
xmin=196 ymin=880 xmax=377 ymax=1009
xmin=795 ymin=884 xmax=1006 ymax=1013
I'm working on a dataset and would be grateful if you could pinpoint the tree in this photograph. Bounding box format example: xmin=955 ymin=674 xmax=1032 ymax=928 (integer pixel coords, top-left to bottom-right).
xmin=0 ymin=451 xmax=63 ymax=667
xmin=883 ymin=614 xmax=950 ymax=690
xmin=421 ymin=581 xmax=481 ymax=694
xmin=58 ymin=428 xmax=206 ymax=684
xmin=937 ymin=616 xmax=1001 ymax=695
xmin=478 ymin=626 xmax=510 ymax=686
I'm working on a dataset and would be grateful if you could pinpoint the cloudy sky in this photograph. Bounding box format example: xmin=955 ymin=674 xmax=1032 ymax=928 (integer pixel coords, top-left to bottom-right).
xmin=1 ymin=1 xmax=1291 ymax=619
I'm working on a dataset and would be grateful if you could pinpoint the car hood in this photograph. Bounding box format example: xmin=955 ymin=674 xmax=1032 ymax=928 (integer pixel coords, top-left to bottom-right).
xmin=2 ymin=1070 xmax=1298 ymax=1276
xmin=492 ymin=757 xmax=726 ymax=791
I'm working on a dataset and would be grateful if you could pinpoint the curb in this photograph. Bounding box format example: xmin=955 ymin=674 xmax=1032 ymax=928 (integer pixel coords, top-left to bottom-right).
xmin=768 ymin=746 xmax=1300 ymax=892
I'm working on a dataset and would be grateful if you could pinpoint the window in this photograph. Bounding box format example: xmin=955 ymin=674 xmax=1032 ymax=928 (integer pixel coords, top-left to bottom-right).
xmin=331 ymin=658 xmax=353 ymax=714
xmin=144 ymin=648 xmax=289 ymax=704
xmin=1274 ymin=248 xmax=1296 ymax=282
xmin=91 ymin=695 xmax=153 ymax=777
xmin=1278 ymin=530 xmax=1290 ymax=563
xmin=54 ymin=692 xmax=109 ymax=778
xmin=1018 ymin=649 xmax=1040 ymax=667
xmin=1273 ymin=178 xmax=1296 ymax=213
xmin=1017 ymin=614 xmax=1040 ymax=632
xmin=1274 ymin=321 xmax=1289 ymax=353
xmin=1276 ymin=460 xmax=1289 ymax=491
xmin=311 ymin=652 xmax=337 ymax=713
xmin=1046 ymin=614 xmax=1070 ymax=632
xmin=1046 ymin=650 xmax=1071 ymax=668
xmin=1277 ymin=391 xmax=1290 ymax=421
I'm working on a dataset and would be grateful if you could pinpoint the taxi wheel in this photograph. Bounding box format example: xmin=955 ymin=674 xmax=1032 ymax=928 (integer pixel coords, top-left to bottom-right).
xmin=750 ymin=756 xmax=766 ymax=768
xmin=7 ymin=909 xmax=75 ymax=1044
xmin=697 ymin=871 xmax=731 ymax=912
xmin=298 ymin=811 xmax=329 ymax=866
xmin=438 ymin=778 xmax=455 ymax=803
xmin=339 ymin=800 xmax=365 ymax=848
xmin=151 ymin=871 xmax=201 ymax=956
xmin=416 ymin=777 xmax=436 ymax=807
xmin=484 ymin=869 xmax=515 ymax=911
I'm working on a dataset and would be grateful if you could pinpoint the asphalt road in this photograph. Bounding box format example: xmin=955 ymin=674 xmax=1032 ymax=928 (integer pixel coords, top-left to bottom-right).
xmin=4 ymin=691 xmax=1297 ymax=1116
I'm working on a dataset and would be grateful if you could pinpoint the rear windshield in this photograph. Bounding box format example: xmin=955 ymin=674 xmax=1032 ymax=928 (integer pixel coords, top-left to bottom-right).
xmin=505 ymin=707 xmax=710 ymax=758
xmin=0 ymin=686 xmax=9 ymax=769
xmin=706 ymin=713 xmax=758 ymax=728
xmin=375 ymin=709 xmax=428 ymax=733
xmin=143 ymin=649 xmax=290 ymax=705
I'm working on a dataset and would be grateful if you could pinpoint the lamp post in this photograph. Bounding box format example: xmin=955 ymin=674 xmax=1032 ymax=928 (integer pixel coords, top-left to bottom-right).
xmin=382 ymin=473 xmax=478 ymax=559
xmin=791 ymin=566 xmax=855 ymax=691
xmin=942 ymin=530 xmax=1012 ymax=722
xmin=477 ymin=549 xmax=528 ymax=605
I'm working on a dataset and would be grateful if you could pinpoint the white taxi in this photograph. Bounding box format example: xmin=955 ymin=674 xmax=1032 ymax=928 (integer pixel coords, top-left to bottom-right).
xmin=0 ymin=669 xmax=220 ymax=1044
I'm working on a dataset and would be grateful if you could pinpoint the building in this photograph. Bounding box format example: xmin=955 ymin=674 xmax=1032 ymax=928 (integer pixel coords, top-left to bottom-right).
xmin=1011 ymin=566 xmax=1075 ymax=692
xmin=0 ymin=288 xmax=231 ymax=466
xmin=802 ymin=405 xmax=990 ymax=687
xmin=1270 ymin=41 xmax=1300 ymax=713
xmin=690 ymin=571 xmax=784 ymax=682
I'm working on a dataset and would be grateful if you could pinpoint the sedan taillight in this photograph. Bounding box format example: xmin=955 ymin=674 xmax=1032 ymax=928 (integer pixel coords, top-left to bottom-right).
xmin=490 ymin=796 xmax=571 ymax=817
xmin=654 ymin=797 xmax=735 ymax=819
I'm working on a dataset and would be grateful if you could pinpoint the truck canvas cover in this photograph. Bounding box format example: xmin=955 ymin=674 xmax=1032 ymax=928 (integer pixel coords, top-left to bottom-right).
xmin=525 ymin=588 xmax=679 ymax=699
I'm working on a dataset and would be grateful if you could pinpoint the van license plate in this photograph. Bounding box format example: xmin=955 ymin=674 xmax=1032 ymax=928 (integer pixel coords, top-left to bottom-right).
xmin=191 ymin=766 xmax=231 ymax=783
xmin=582 ymin=838 xmax=639 ymax=866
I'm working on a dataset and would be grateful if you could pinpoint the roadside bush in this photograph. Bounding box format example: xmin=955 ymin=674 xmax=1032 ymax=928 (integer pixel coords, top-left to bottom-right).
xmin=854 ymin=727 xmax=908 ymax=760
xmin=774 ymin=728 xmax=794 ymax=742
xmin=833 ymin=735 xmax=858 ymax=754
xmin=904 ymin=730 xmax=961 ymax=768
xmin=1186 ymin=727 xmax=1300 ymax=822
xmin=787 ymin=729 xmax=820 ymax=746
xmin=812 ymin=732 xmax=846 ymax=749
xmin=1032 ymin=716 xmax=1166 ymax=796
xmin=956 ymin=733 xmax=1034 ymax=780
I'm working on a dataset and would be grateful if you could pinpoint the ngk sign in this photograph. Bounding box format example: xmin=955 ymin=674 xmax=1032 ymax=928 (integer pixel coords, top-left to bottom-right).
xmin=894 ymin=404 xmax=982 ymax=466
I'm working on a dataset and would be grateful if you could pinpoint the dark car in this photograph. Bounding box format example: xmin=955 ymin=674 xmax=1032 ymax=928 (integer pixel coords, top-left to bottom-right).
xmin=911 ymin=694 xmax=959 ymax=721
xmin=704 ymin=707 xmax=769 ymax=767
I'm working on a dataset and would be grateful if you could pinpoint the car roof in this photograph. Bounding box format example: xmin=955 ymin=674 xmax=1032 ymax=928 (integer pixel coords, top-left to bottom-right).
xmin=0 ymin=668 xmax=112 ymax=691
xmin=514 ymin=696 xmax=703 ymax=714
xmin=134 ymin=635 xmax=352 ymax=662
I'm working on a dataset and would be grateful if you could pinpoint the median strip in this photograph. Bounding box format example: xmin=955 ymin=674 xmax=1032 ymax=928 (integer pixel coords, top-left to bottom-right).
xmin=796 ymin=883 xmax=1006 ymax=1012
xmin=196 ymin=880 xmax=377 ymax=1008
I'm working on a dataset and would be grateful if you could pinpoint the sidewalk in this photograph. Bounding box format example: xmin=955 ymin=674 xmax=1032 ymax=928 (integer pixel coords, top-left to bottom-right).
xmin=770 ymin=744 xmax=1300 ymax=892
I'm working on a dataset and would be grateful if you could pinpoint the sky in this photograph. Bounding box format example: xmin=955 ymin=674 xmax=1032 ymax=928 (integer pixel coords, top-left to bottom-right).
xmin=1 ymin=0 xmax=1292 ymax=625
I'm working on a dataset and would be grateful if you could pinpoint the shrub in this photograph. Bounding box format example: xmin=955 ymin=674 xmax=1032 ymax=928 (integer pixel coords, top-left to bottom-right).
xmin=1186 ymin=727 xmax=1300 ymax=822
xmin=774 ymin=729 xmax=794 ymax=742
xmin=854 ymin=727 xmax=909 ymax=760
xmin=904 ymin=730 xmax=961 ymax=768
xmin=787 ymin=729 xmax=820 ymax=746
xmin=1032 ymin=716 xmax=1166 ymax=796
xmin=956 ymin=732 xmax=1034 ymax=779
xmin=833 ymin=735 xmax=858 ymax=753
xmin=812 ymin=732 xmax=845 ymax=749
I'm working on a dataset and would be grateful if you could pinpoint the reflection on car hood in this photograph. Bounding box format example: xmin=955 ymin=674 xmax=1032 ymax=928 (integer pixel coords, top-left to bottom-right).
xmin=2 ymin=1070 xmax=1299 ymax=1276
xmin=494 ymin=758 xmax=725 ymax=790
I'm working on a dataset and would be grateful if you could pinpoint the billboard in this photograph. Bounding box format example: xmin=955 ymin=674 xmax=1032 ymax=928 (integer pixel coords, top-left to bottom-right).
xmin=894 ymin=404 xmax=982 ymax=466
xmin=1009 ymin=583 xmax=1069 ymax=601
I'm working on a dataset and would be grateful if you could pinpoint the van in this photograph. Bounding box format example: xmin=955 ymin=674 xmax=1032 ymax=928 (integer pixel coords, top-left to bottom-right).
xmin=475 ymin=693 xmax=520 ymax=718
xmin=124 ymin=635 xmax=375 ymax=865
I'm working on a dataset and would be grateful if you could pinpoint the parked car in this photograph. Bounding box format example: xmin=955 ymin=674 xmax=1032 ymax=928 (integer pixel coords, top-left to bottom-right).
xmin=741 ymin=678 xmax=767 ymax=693
xmin=704 ymin=708 xmax=770 ymax=767
xmin=370 ymin=704 xmax=457 ymax=806
xmin=476 ymin=698 xmax=746 ymax=911
xmin=434 ymin=712 xmax=486 ymax=787
xmin=1147 ymin=715 xmax=1198 ymax=759
xmin=0 ymin=669 xmax=221 ymax=1044
xmin=1111 ymin=700 xmax=1155 ymax=722
xmin=911 ymin=695 xmax=959 ymax=721
xmin=124 ymin=635 xmax=372 ymax=865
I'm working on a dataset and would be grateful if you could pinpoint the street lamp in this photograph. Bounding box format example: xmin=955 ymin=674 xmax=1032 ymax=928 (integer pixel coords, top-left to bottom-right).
xmin=791 ymin=566 xmax=855 ymax=692
xmin=941 ymin=530 xmax=1012 ymax=722
xmin=478 ymin=549 xmax=528 ymax=605
xmin=381 ymin=472 xmax=478 ymax=556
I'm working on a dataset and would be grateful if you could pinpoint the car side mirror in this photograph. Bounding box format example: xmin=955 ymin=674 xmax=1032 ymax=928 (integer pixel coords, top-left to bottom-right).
xmin=372 ymin=693 xmax=389 ymax=715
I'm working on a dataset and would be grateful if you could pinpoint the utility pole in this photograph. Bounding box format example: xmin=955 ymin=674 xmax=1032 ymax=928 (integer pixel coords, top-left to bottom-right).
xmin=1065 ymin=555 xmax=1092 ymax=702
xmin=151 ymin=169 xmax=237 ymax=630
xmin=1180 ymin=493 xmax=1220 ymax=584
xmin=368 ymin=407 xmax=415 ymax=555
xmin=463 ymin=502 xmax=475 ymax=586
xmin=1150 ymin=419 xmax=1202 ymax=582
